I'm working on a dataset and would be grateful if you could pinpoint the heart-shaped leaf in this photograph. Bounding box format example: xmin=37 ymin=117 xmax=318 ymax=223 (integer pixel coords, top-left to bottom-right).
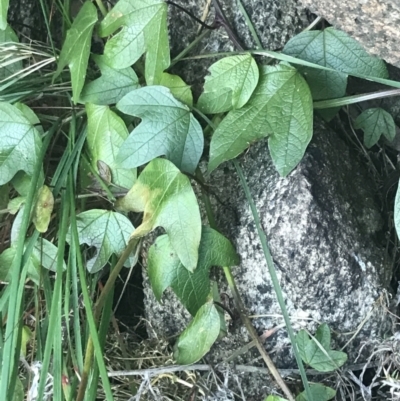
xmin=197 ymin=54 xmax=259 ymax=114
xmin=209 ymin=63 xmax=313 ymax=176
xmin=296 ymin=384 xmax=336 ymax=401
xmin=174 ymin=302 xmax=220 ymax=364
xmin=86 ymin=103 xmax=136 ymax=190
xmin=148 ymin=226 xmax=239 ymax=315
xmin=67 ymin=209 xmax=136 ymax=273
xmin=283 ymin=28 xmax=388 ymax=101
xmin=115 ymin=158 xmax=201 ymax=271
xmin=116 ymin=86 xmax=203 ymax=174
xmin=98 ymin=0 xmax=170 ymax=85
xmin=354 ymin=108 xmax=396 ymax=148
xmin=0 ymin=102 xmax=41 ymax=185
xmin=297 ymin=323 xmax=347 ymax=372
xmin=80 ymin=56 xmax=139 ymax=105
xmin=55 ymin=1 xmax=98 ymax=102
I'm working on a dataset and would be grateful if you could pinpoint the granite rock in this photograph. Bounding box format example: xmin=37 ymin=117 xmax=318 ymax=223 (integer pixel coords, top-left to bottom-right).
xmin=143 ymin=116 xmax=392 ymax=398
xmin=299 ymin=0 xmax=400 ymax=68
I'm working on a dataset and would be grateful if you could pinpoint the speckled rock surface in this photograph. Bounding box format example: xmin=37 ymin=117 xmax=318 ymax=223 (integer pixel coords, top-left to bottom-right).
xmin=143 ymin=116 xmax=391 ymax=399
xmin=299 ymin=0 xmax=400 ymax=68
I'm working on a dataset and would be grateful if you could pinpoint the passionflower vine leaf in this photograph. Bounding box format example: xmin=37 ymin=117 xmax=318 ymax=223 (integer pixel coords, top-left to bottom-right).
xmin=115 ymin=158 xmax=201 ymax=272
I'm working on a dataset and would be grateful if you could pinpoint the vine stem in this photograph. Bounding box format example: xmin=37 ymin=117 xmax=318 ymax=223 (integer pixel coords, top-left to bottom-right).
xmin=233 ymin=159 xmax=313 ymax=401
xmin=76 ymin=237 xmax=140 ymax=401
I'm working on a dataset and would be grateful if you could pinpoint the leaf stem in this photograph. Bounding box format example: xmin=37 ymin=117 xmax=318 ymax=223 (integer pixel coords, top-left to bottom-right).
xmin=233 ymin=158 xmax=313 ymax=401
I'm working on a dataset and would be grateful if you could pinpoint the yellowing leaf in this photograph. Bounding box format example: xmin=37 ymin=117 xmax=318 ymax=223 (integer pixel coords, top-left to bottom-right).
xmin=116 ymin=158 xmax=201 ymax=271
xmin=32 ymin=185 xmax=54 ymax=233
xmin=99 ymin=0 xmax=170 ymax=85
xmin=55 ymin=2 xmax=98 ymax=102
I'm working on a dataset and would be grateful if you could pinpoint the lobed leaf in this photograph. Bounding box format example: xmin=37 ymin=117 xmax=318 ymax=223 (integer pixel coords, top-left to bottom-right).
xmin=197 ymin=54 xmax=259 ymax=114
xmin=148 ymin=226 xmax=239 ymax=315
xmin=0 ymin=102 xmax=41 ymax=185
xmin=55 ymin=2 xmax=98 ymax=102
xmin=98 ymin=0 xmax=170 ymax=85
xmin=86 ymin=103 xmax=136 ymax=190
xmin=80 ymin=56 xmax=139 ymax=105
xmin=117 ymin=86 xmax=203 ymax=174
xmin=115 ymin=158 xmax=201 ymax=271
xmin=354 ymin=107 xmax=395 ymax=148
xmin=283 ymin=28 xmax=388 ymax=101
xmin=67 ymin=209 xmax=136 ymax=273
xmin=173 ymin=302 xmax=220 ymax=364
xmin=209 ymin=63 xmax=313 ymax=176
xmin=297 ymin=323 xmax=347 ymax=372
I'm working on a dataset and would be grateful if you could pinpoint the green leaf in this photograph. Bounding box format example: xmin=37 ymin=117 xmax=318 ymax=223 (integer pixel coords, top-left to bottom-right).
xmin=148 ymin=226 xmax=239 ymax=315
xmin=67 ymin=209 xmax=136 ymax=273
xmin=197 ymin=54 xmax=259 ymax=114
xmin=115 ymin=158 xmax=201 ymax=272
xmin=12 ymin=377 xmax=24 ymax=401
xmin=0 ymin=102 xmax=41 ymax=185
xmin=394 ymin=184 xmax=400 ymax=240
xmin=0 ymin=238 xmax=66 ymax=285
xmin=86 ymin=103 xmax=137 ymax=190
xmin=99 ymin=0 xmax=170 ymax=85
xmin=0 ymin=25 xmax=22 ymax=79
xmin=209 ymin=63 xmax=313 ymax=176
xmin=264 ymin=396 xmax=288 ymax=401
xmin=7 ymin=196 xmax=24 ymax=214
xmin=174 ymin=302 xmax=220 ymax=364
xmin=296 ymin=384 xmax=336 ymax=401
xmin=0 ymin=0 xmax=9 ymax=30
xmin=32 ymin=185 xmax=54 ymax=233
xmin=21 ymin=326 xmax=32 ymax=357
xmin=297 ymin=323 xmax=347 ymax=372
xmin=159 ymin=72 xmax=193 ymax=106
xmin=283 ymin=28 xmax=388 ymax=101
xmin=116 ymin=86 xmax=203 ymax=174
xmin=55 ymin=1 xmax=98 ymax=102
xmin=80 ymin=56 xmax=139 ymax=105
xmin=354 ymin=108 xmax=396 ymax=148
